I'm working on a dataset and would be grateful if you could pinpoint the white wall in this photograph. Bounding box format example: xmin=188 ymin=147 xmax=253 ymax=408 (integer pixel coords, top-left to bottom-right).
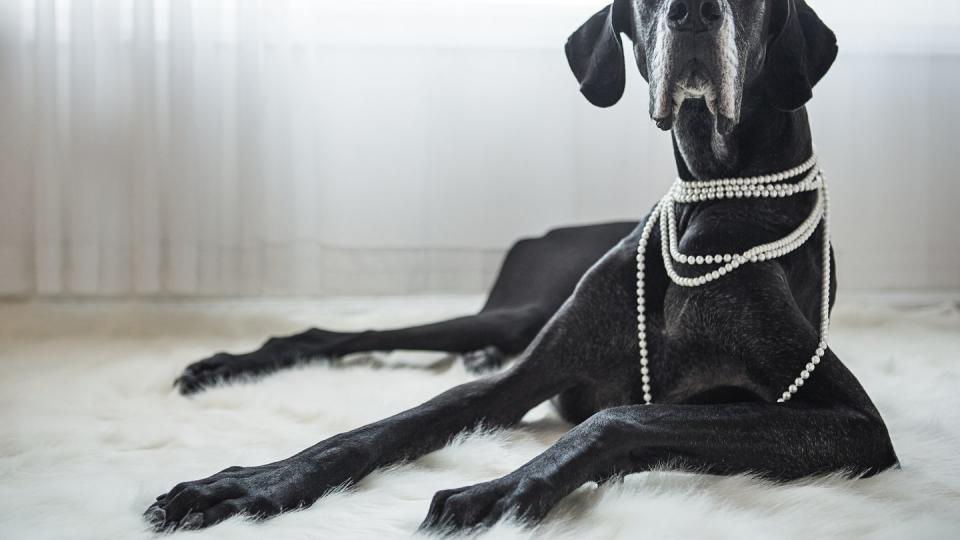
xmin=0 ymin=0 xmax=957 ymax=298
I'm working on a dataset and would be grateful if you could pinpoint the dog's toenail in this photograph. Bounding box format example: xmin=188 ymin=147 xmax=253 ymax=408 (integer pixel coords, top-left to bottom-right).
xmin=144 ymin=506 xmax=166 ymax=524
xmin=179 ymin=513 xmax=203 ymax=529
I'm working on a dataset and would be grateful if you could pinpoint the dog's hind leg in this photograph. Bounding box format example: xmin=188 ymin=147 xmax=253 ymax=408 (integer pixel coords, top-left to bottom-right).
xmin=174 ymin=305 xmax=549 ymax=394
xmin=174 ymin=222 xmax=636 ymax=395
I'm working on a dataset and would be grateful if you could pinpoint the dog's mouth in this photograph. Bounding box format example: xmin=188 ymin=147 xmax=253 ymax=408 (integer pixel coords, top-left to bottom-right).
xmin=673 ymin=61 xmax=717 ymax=111
xmin=652 ymin=58 xmax=740 ymax=136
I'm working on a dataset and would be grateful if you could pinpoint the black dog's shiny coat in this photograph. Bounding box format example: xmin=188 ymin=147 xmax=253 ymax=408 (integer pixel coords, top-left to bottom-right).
xmin=149 ymin=0 xmax=898 ymax=533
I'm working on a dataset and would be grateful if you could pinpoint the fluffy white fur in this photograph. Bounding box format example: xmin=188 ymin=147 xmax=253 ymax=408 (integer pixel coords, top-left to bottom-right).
xmin=1 ymin=297 xmax=959 ymax=540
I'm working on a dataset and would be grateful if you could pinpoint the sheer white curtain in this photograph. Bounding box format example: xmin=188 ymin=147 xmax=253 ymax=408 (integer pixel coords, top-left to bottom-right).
xmin=0 ymin=0 xmax=958 ymax=298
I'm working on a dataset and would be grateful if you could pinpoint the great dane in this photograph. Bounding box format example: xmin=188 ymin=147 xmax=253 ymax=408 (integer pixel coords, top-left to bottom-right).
xmin=147 ymin=0 xmax=898 ymax=533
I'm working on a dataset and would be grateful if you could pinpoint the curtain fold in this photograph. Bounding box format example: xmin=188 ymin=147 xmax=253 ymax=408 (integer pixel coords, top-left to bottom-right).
xmin=0 ymin=0 xmax=958 ymax=298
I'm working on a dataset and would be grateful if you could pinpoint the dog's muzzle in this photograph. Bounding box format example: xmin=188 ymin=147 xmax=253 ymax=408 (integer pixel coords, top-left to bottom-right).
xmin=649 ymin=0 xmax=741 ymax=133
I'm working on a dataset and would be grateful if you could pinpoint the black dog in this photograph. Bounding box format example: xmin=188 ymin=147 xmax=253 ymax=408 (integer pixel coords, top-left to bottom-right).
xmin=148 ymin=0 xmax=898 ymax=533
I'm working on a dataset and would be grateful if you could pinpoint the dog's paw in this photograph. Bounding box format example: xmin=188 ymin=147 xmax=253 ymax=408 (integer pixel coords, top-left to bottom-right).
xmin=419 ymin=475 xmax=558 ymax=533
xmin=173 ymin=331 xmax=346 ymax=395
xmin=145 ymin=441 xmax=373 ymax=532
xmin=462 ymin=346 xmax=507 ymax=374
xmin=144 ymin=464 xmax=288 ymax=532
xmin=173 ymin=352 xmax=254 ymax=395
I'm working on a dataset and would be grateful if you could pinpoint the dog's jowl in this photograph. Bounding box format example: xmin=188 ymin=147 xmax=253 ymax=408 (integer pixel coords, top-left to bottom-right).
xmin=147 ymin=0 xmax=898 ymax=533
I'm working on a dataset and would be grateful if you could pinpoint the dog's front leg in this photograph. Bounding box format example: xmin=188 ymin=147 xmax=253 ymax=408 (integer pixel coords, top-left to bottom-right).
xmin=144 ymin=313 xmax=598 ymax=533
xmin=421 ymin=401 xmax=898 ymax=532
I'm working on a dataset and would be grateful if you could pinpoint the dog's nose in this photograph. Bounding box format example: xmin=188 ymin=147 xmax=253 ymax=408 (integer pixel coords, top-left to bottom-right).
xmin=667 ymin=0 xmax=723 ymax=33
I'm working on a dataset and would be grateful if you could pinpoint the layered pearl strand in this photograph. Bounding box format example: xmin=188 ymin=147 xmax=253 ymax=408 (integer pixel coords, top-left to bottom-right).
xmin=636 ymin=154 xmax=831 ymax=405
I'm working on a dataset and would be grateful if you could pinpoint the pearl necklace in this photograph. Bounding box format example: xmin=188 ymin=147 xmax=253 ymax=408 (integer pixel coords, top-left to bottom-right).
xmin=636 ymin=154 xmax=830 ymax=405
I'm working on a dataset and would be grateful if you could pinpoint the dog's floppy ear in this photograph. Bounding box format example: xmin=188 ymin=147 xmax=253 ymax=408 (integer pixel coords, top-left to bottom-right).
xmin=765 ymin=0 xmax=838 ymax=112
xmin=565 ymin=2 xmax=634 ymax=108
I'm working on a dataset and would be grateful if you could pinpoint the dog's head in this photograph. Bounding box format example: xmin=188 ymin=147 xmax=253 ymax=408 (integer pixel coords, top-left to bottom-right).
xmin=566 ymin=0 xmax=836 ymax=135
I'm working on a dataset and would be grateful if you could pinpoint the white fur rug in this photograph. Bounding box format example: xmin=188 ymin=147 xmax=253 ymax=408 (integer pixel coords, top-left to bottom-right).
xmin=1 ymin=296 xmax=959 ymax=540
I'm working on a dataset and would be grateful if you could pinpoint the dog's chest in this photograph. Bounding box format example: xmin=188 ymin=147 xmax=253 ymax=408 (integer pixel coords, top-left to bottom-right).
xmin=657 ymin=356 xmax=759 ymax=404
xmin=653 ymin=287 xmax=768 ymax=403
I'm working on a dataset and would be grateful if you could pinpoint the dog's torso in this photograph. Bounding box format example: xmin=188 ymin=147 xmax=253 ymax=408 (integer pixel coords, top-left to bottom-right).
xmin=551 ymin=190 xmax=879 ymax=425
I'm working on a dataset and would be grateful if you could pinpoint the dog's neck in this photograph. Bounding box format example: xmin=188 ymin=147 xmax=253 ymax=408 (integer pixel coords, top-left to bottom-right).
xmin=671 ymin=99 xmax=814 ymax=181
